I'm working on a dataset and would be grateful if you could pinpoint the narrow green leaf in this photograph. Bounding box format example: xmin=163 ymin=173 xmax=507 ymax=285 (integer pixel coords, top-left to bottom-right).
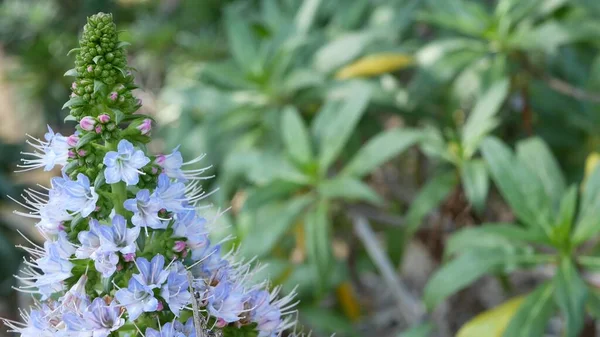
xmin=66 ymin=48 xmax=80 ymax=56
xmin=62 ymin=96 xmax=85 ymax=109
xmin=117 ymin=41 xmax=131 ymax=48
xmin=243 ymin=180 xmax=304 ymax=212
xmin=64 ymin=115 xmax=77 ymax=123
xmin=225 ymin=7 xmax=259 ymax=72
xmin=241 ymin=195 xmax=313 ymax=257
xmin=304 ymin=200 xmax=332 ymax=287
xmin=76 ymin=133 xmax=97 ymax=150
xmin=424 ymin=249 xmax=517 ymax=310
xmin=462 ymin=79 xmax=509 ymax=159
xmin=516 ymin=137 xmax=566 ymax=207
xmin=552 ymin=185 xmax=577 ymax=246
xmin=295 ymin=0 xmax=321 ymax=35
xmin=502 ymin=283 xmax=555 ymax=337
xmin=481 ymin=137 xmax=550 ymax=230
xmin=318 ymin=177 xmax=383 ymax=205
xmin=342 ymin=128 xmax=421 ymax=178
xmin=461 ymin=159 xmax=489 ymax=214
xmin=94 ymin=171 xmax=105 ymax=190
xmin=64 ymin=68 xmax=78 ymax=77
xmin=314 ymin=33 xmax=370 ymax=73
xmin=111 ymin=109 xmax=125 ymax=124
xmin=405 ymin=170 xmax=458 ymax=236
xmin=93 ymin=80 xmax=105 ymax=95
xmin=446 ymin=223 xmax=545 ymax=258
xmin=573 ymin=166 xmax=600 ymax=245
xmin=554 ymin=257 xmax=587 ymax=337
xmin=93 ymin=55 xmax=102 ymax=64
xmin=586 ymin=289 xmax=600 ymax=319
xmin=316 ymin=82 xmax=371 ymax=174
xmin=281 ymin=106 xmax=313 ymax=165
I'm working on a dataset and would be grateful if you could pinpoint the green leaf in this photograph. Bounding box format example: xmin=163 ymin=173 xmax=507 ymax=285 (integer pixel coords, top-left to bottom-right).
xmin=424 ymin=249 xmax=520 ymax=310
xmin=304 ymin=200 xmax=332 ymax=287
xmin=66 ymin=48 xmax=80 ymax=56
xmin=295 ymin=0 xmax=321 ymax=35
xmin=76 ymin=132 xmax=97 ymax=150
xmin=342 ymin=128 xmax=421 ymax=178
xmin=446 ymin=223 xmax=542 ymax=258
xmin=64 ymin=68 xmax=78 ymax=77
xmin=457 ymin=296 xmax=525 ymax=337
xmin=64 ymin=115 xmax=77 ymax=123
xmin=554 ymin=257 xmax=587 ymax=337
xmin=461 ymin=159 xmax=489 ymax=214
xmin=94 ymin=171 xmax=105 ymax=190
xmin=400 ymin=322 xmax=434 ymax=337
xmin=586 ymin=289 xmax=600 ymax=319
xmin=111 ymin=109 xmax=125 ymax=124
xmin=481 ymin=137 xmax=550 ymax=230
xmin=281 ymin=106 xmax=313 ymax=165
xmin=241 ymin=195 xmax=314 ymax=257
xmin=318 ymin=177 xmax=383 ymax=205
xmin=243 ymin=180 xmax=304 ymax=212
xmin=461 ymin=79 xmax=509 ymax=159
xmin=62 ymin=96 xmax=85 ymax=109
xmin=503 ymin=283 xmax=555 ymax=337
xmin=573 ymin=166 xmax=600 ymax=245
xmin=225 ymin=7 xmax=259 ymax=72
xmin=516 ymin=137 xmax=566 ymax=207
xmin=117 ymin=41 xmax=131 ymax=48
xmin=313 ymin=33 xmax=371 ymax=73
xmin=93 ymin=80 xmax=105 ymax=95
xmin=405 ymin=170 xmax=458 ymax=236
xmin=316 ymin=82 xmax=372 ymax=174
xmin=93 ymin=55 xmax=102 ymax=64
xmin=552 ymin=185 xmax=577 ymax=246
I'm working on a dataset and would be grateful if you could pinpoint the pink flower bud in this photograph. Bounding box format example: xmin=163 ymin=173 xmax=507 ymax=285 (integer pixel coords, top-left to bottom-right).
xmin=181 ymin=249 xmax=188 ymax=258
xmin=155 ymin=154 xmax=166 ymax=166
xmin=116 ymin=264 xmax=123 ymax=271
xmin=215 ymin=319 xmax=227 ymax=328
xmin=77 ymin=149 xmax=87 ymax=157
xmin=71 ymin=82 xmax=77 ymax=90
xmin=173 ymin=241 xmax=186 ymax=253
xmin=95 ymin=125 xmax=102 ymax=134
xmin=109 ymin=92 xmax=118 ymax=101
xmin=70 ymin=93 xmax=77 ymax=98
xmin=123 ymin=253 xmax=136 ymax=262
xmin=98 ymin=114 xmax=110 ymax=123
xmin=156 ymin=301 xmax=164 ymax=311
xmin=151 ymin=167 xmax=158 ymax=174
xmin=79 ymin=116 xmax=96 ymax=131
xmin=87 ymin=65 xmax=93 ymax=73
xmin=137 ymin=118 xmax=152 ymax=135
xmin=68 ymin=150 xmax=76 ymax=158
xmin=67 ymin=134 xmax=79 ymax=147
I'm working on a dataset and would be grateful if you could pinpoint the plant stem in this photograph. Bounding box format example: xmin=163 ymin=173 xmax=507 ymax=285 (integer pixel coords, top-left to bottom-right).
xmin=112 ymin=181 xmax=127 ymax=216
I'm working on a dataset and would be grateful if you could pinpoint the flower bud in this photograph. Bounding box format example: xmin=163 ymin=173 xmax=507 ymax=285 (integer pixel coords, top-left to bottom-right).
xmin=98 ymin=114 xmax=110 ymax=123
xmin=77 ymin=149 xmax=87 ymax=157
xmin=79 ymin=116 xmax=96 ymax=131
xmin=67 ymin=134 xmax=79 ymax=147
xmin=156 ymin=301 xmax=164 ymax=311
xmin=109 ymin=92 xmax=118 ymax=101
xmin=216 ymin=319 xmax=227 ymax=328
xmin=173 ymin=241 xmax=186 ymax=253
xmin=95 ymin=125 xmax=102 ymax=134
xmin=137 ymin=118 xmax=152 ymax=135
xmin=123 ymin=253 xmax=135 ymax=262
xmin=68 ymin=150 xmax=76 ymax=158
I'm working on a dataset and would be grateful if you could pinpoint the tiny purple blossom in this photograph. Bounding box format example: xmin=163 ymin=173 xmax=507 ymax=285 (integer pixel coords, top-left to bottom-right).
xmin=206 ymin=281 xmax=246 ymax=323
xmin=155 ymin=147 xmax=185 ymax=180
xmin=160 ymin=261 xmax=191 ymax=316
xmin=124 ymin=189 xmax=165 ymax=229
xmin=132 ymin=254 xmax=169 ymax=289
xmin=63 ymin=173 xmax=98 ymax=217
xmin=173 ymin=241 xmax=186 ymax=253
xmin=76 ymin=219 xmax=101 ymax=259
xmin=77 ymin=149 xmax=87 ymax=157
xmin=95 ymin=125 xmax=102 ymax=134
xmin=94 ymin=251 xmax=119 ymax=278
xmin=79 ymin=116 xmax=96 ymax=131
xmin=109 ymin=92 xmax=118 ymax=101
xmin=115 ymin=278 xmax=158 ymax=320
xmin=97 ymin=214 xmax=140 ymax=255
xmin=82 ymin=297 xmax=125 ymax=337
xmin=103 ymin=139 xmax=150 ymax=185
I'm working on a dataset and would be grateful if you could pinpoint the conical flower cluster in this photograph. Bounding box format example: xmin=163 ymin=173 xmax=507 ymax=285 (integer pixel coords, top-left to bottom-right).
xmin=3 ymin=12 xmax=305 ymax=337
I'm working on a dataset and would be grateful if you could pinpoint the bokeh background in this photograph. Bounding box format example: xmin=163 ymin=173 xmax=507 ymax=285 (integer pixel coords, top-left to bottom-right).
xmin=2 ymin=0 xmax=600 ymax=336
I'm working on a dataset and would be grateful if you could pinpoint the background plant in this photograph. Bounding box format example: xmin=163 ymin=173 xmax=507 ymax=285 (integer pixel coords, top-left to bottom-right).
xmin=2 ymin=0 xmax=600 ymax=337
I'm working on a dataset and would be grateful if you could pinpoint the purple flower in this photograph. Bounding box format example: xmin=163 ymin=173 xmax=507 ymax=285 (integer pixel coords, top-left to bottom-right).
xmin=206 ymin=281 xmax=246 ymax=323
xmin=115 ymin=278 xmax=158 ymax=320
xmin=63 ymin=173 xmax=99 ymax=217
xmin=66 ymin=134 xmax=79 ymax=147
xmin=172 ymin=210 xmax=208 ymax=255
xmin=160 ymin=261 xmax=191 ymax=316
xmin=76 ymin=219 xmax=101 ymax=259
xmin=248 ymin=290 xmax=281 ymax=337
xmin=124 ymin=189 xmax=165 ymax=229
xmin=98 ymin=114 xmax=111 ymax=124
xmin=84 ymin=298 xmax=125 ymax=337
xmin=132 ymin=254 xmax=169 ymax=289
xmin=146 ymin=321 xmax=188 ymax=337
xmin=94 ymin=251 xmax=119 ymax=278
xmin=153 ymin=174 xmax=189 ymax=212
xmin=97 ymin=214 xmax=139 ymax=255
xmin=103 ymin=139 xmax=150 ymax=185
xmin=35 ymin=242 xmax=74 ymax=299
xmin=137 ymin=118 xmax=152 ymax=135
xmin=18 ymin=126 xmax=69 ymax=172
xmin=79 ymin=116 xmax=96 ymax=131
xmin=155 ymin=147 xmax=185 ymax=181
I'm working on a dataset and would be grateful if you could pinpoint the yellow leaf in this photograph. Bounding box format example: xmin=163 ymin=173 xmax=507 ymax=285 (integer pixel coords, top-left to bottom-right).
xmin=336 ymin=281 xmax=361 ymax=321
xmin=456 ymin=296 xmax=525 ymax=337
xmin=335 ymin=53 xmax=414 ymax=80
xmin=584 ymin=152 xmax=600 ymax=183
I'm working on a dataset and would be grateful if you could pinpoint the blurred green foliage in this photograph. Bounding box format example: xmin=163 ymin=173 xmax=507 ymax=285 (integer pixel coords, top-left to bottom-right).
xmin=3 ymin=0 xmax=600 ymax=336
